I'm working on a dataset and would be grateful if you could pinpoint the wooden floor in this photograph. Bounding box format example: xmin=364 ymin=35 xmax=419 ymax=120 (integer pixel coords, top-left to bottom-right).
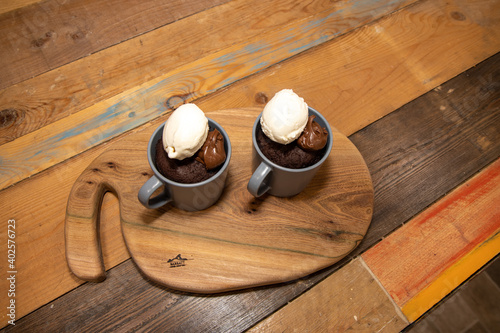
xmin=1 ymin=0 xmax=499 ymax=331
xmin=406 ymin=255 xmax=500 ymax=333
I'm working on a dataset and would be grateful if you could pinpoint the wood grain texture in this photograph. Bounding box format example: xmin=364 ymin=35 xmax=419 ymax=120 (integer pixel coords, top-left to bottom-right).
xmin=0 ymin=0 xmax=499 ymax=330
xmin=0 ymin=0 xmax=42 ymax=15
xmin=0 ymin=139 xmax=129 ymax=327
xmin=452 ymin=269 xmax=500 ymax=332
xmin=65 ymin=108 xmax=373 ymax=292
xmin=4 ymin=52 xmax=499 ymax=331
xmin=486 ymin=255 xmax=500 ymax=286
xmin=200 ymin=0 xmax=500 ymax=137
xmin=0 ymin=0 xmax=419 ymax=190
xmin=406 ymin=259 xmax=500 ymax=333
xmin=0 ymin=0 xmax=231 ymax=89
xmin=1 ymin=0 xmax=359 ymax=144
xmin=350 ymin=52 xmax=500 ymax=252
xmin=3 ymin=0 xmax=498 ymax=190
xmin=248 ymin=258 xmax=408 ymax=332
xmin=402 ymin=229 xmax=500 ymax=322
xmin=362 ymin=158 xmax=500 ymax=321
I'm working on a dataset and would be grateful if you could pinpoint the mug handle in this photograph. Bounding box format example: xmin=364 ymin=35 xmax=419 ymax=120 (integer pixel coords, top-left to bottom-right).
xmin=247 ymin=162 xmax=272 ymax=197
xmin=138 ymin=175 xmax=172 ymax=209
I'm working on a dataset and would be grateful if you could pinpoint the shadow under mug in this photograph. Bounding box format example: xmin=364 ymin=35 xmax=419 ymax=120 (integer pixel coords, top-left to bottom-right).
xmin=138 ymin=118 xmax=231 ymax=211
xmin=247 ymin=107 xmax=333 ymax=197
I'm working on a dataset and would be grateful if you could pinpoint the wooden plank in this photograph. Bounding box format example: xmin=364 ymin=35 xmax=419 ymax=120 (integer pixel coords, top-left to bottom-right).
xmin=401 ymin=227 xmax=500 ymax=322
xmin=0 ymin=170 xmax=127 ymax=328
xmin=458 ymin=269 xmax=500 ymax=331
xmin=0 ymin=0 xmax=412 ymax=144
xmin=349 ymin=54 xmax=500 ymax=252
xmin=3 ymin=254 xmax=266 ymax=332
xmin=0 ymin=0 xmax=419 ymax=191
xmin=1 ymin=6 xmax=500 ymax=328
xmin=405 ymin=267 xmax=493 ymax=333
xmin=0 ymin=0 xmax=231 ymax=89
xmin=362 ymin=158 xmax=500 ymax=322
xmin=0 ymin=258 xmax=407 ymax=332
xmin=251 ymin=154 xmax=500 ymax=331
xmin=485 ymin=254 xmax=500 ymax=286
xmin=248 ymin=258 xmax=408 ymax=332
xmin=3 ymin=48 xmax=499 ymax=331
xmin=2 ymin=0 xmax=499 ymax=327
xmin=200 ymin=0 xmax=500 ymax=137
xmin=2 ymin=0 xmax=499 ymax=190
xmin=0 ymin=0 xmax=42 ymax=15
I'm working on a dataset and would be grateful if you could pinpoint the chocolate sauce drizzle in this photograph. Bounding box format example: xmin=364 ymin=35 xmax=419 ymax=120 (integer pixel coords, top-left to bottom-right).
xmin=297 ymin=115 xmax=328 ymax=151
xmin=196 ymin=129 xmax=226 ymax=170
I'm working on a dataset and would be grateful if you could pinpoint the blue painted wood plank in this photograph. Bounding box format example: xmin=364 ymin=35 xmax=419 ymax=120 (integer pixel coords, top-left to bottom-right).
xmin=0 ymin=0 xmax=415 ymax=189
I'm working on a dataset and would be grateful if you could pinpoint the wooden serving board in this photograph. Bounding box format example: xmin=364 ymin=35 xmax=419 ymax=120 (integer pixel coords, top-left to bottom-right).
xmin=65 ymin=108 xmax=373 ymax=293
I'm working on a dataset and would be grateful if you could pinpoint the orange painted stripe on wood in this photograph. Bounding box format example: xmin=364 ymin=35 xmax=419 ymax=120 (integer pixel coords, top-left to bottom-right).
xmin=402 ymin=229 xmax=500 ymax=321
xmin=362 ymin=158 xmax=500 ymax=317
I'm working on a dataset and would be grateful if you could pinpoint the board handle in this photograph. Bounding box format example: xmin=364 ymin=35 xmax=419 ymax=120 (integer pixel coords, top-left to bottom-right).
xmin=65 ymin=161 xmax=112 ymax=282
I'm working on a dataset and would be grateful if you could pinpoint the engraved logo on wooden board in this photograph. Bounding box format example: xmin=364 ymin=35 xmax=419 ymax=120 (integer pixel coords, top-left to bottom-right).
xmin=167 ymin=254 xmax=190 ymax=268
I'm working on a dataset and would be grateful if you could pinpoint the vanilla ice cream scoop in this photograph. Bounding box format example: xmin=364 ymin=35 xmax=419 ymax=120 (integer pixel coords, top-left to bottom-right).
xmin=163 ymin=103 xmax=209 ymax=160
xmin=260 ymin=89 xmax=309 ymax=144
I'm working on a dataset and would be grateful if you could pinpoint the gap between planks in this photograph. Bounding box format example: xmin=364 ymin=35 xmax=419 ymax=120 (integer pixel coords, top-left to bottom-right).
xmin=249 ymin=158 xmax=500 ymax=332
xmin=0 ymin=0 xmax=416 ymax=144
xmin=0 ymin=0 xmax=232 ymax=89
xmin=1 ymin=0 xmax=500 ymax=327
xmin=248 ymin=258 xmax=409 ymax=332
xmin=362 ymin=158 xmax=500 ymax=322
xmin=1 ymin=55 xmax=498 ymax=330
xmin=9 ymin=0 xmax=494 ymax=190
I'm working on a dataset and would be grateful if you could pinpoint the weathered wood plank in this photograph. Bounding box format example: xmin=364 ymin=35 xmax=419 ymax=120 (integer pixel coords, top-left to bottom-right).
xmin=399 ymin=256 xmax=500 ymax=333
xmin=0 ymin=0 xmax=231 ymax=89
xmin=362 ymin=158 xmax=500 ymax=321
xmin=2 ymin=0 xmax=499 ymax=327
xmin=3 ymin=0 xmax=499 ymax=191
xmin=351 ymin=53 xmax=500 ymax=251
xmin=200 ymin=0 xmax=500 ymax=136
xmin=248 ymin=258 xmax=408 ymax=332
xmin=0 ymin=0 xmax=41 ymax=15
xmin=456 ymin=267 xmax=500 ymax=332
xmin=0 ymin=0 xmax=420 ymax=192
xmin=402 ymin=231 xmax=500 ymax=323
xmin=0 ymin=171 xmax=126 ymax=327
xmin=0 ymin=0 xmax=411 ymax=144
xmin=2 ymin=46 xmax=498 ymax=332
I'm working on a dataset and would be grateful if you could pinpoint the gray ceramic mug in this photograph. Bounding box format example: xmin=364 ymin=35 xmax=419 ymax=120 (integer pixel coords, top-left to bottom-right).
xmin=138 ymin=119 xmax=231 ymax=211
xmin=247 ymin=107 xmax=332 ymax=197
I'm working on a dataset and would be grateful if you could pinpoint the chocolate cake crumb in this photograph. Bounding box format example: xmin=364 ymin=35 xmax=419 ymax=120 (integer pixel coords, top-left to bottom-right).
xmin=256 ymin=126 xmax=324 ymax=169
xmin=155 ymin=138 xmax=219 ymax=183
